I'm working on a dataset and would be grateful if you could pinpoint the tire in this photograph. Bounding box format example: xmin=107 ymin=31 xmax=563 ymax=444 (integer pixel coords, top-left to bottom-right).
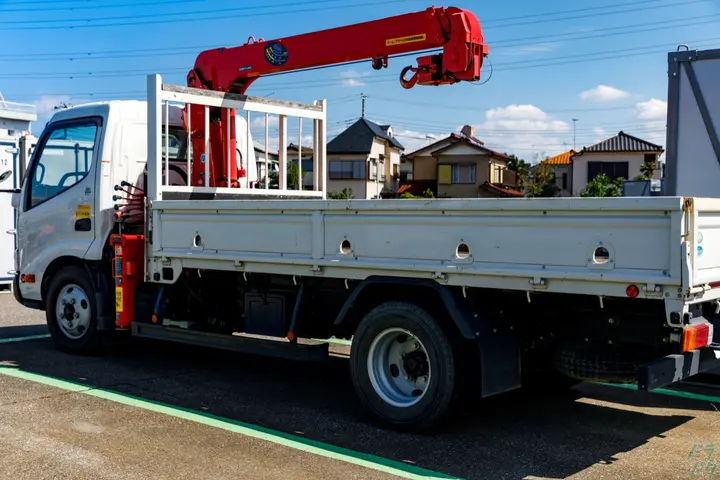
xmin=349 ymin=301 xmax=459 ymax=432
xmin=45 ymin=266 xmax=103 ymax=353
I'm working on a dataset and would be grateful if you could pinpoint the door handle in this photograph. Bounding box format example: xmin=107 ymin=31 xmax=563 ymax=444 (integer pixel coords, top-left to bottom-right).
xmin=74 ymin=218 xmax=91 ymax=231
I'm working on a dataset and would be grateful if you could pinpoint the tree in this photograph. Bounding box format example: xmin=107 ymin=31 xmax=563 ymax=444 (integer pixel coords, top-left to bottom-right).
xmin=504 ymin=154 xmax=530 ymax=188
xmin=526 ymin=162 xmax=559 ymax=197
xmin=580 ymin=173 xmax=623 ymax=197
xmin=267 ymin=162 xmax=300 ymax=189
xmin=634 ymin=160 xmax=656 ymax=181
xmin=327 ymin=188 xmax=354 ymax=199
xmin=399 ymin=188 xmax=435 ymax=199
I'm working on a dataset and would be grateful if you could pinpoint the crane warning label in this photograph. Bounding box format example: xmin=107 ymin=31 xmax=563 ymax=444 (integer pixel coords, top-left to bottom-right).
xmin=385 ymin=34 xmax=427 ymax=47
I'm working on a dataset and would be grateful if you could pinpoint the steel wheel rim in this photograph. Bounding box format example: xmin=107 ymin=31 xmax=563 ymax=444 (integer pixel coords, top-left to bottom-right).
xmin=55 ymin=283 xmax=92 ymax=340
xmin=367 ymin=327 xmax=431 ymax=408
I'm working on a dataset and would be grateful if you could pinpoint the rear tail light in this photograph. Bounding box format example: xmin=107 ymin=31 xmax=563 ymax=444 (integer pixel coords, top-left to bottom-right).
xmin=682 ymin=323 xmax=713 ymax=352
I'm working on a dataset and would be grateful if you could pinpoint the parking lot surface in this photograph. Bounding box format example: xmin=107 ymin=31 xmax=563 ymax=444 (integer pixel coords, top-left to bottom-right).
xmin=1 ymin=292 xmax=720 ymax=479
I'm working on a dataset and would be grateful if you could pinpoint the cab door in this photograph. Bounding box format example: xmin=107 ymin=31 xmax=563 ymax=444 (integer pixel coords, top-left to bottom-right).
xmin=15 ymin=117 xmax=102 ymax=303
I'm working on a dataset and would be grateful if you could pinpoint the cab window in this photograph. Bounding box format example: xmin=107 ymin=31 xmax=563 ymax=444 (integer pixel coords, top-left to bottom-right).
xmin=27 ymin=119 xmax=99 ymax=209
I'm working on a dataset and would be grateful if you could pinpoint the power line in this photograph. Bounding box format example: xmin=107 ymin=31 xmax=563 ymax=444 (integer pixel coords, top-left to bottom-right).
xmin=0 ymin=0 xmax=201 ymax=13
xmin=481 ymin=0 xmax=663 ymax=23
xmin=483 ymin=0 xmax=712 ymax=30
xmin=0 ymin=0 xmax=416 ymax=30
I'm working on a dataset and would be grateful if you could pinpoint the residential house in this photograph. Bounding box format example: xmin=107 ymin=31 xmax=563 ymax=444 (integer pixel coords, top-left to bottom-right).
xmin=402 ymin=125 xmax=522 ymax=198
xmin=326 ymin=118 xmax=404 ymax=199
xmin=287 ymin=142 xmax=314 ymax=189
xmin=253 ymin=141 xmax=279 ymax=187
xmin=570 ymin=131 xmax=663 ymax=196
xmin=540 ymin=150 xmax=575 ymax=197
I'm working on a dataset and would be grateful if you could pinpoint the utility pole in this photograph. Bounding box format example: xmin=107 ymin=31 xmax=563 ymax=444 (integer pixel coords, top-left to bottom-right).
xmin=572 ymin=118 xmax=578 ymax=150
xmin=361 ymin=93 xmax=367 ymax=118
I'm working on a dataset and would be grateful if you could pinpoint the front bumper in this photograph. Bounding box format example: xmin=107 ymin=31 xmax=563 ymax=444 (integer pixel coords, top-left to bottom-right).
xmin=11 ymin=273 xmax=43 ymax=310
xmin=637 ymin=346 xmax=720 ymax=391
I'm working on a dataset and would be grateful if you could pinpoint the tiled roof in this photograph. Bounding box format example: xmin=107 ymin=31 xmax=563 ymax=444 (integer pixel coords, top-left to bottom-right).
xmin=480 ymin=182 xmax=524 ymax=197
xmin=406 ymin=132 xmax=510 ymax=161
xmin=404 ymin=132 xmax=485 ymax=158
xmin=542 ymin=150 xmax=575 ymax=165
xmin=579 ymin=131 xmax=664 ymax=153
xmin=327 ymin=118 xmax=404 ymax=154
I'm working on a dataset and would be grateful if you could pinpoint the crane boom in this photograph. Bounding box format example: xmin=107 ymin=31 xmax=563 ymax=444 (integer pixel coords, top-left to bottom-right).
xmin=184 ymin=6 xmax=487 ymax=188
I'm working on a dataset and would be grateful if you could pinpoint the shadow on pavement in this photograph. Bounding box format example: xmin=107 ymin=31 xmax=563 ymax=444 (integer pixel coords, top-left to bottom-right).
xmin=0 ymin=336 xmax=701 ymax=480
xmin=0 ymin=324 xmax=48 ymax=340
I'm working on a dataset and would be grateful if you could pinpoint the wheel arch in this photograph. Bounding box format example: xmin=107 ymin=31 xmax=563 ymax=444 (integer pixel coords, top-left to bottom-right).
xmin=41 ymin=241 xmax=115 ymax=331
xmin=333 ymin=276 xmax=479 ymax=340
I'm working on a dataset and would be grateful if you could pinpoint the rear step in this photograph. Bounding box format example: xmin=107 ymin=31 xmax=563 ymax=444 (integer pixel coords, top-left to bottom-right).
xmin=131 ymin=322 xmax=329 ymax=362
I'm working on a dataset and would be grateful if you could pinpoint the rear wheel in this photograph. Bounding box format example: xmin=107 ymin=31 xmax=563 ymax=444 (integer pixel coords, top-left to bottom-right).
xmin=45 ymin=266 xmax=102 ymax=353
xmin=349 ymin=301 xmax=460 ymax=432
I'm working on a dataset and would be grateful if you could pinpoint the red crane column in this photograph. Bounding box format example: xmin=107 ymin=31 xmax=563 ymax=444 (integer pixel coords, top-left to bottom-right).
xmin=184 ymin=6 xmax=488 ymax=188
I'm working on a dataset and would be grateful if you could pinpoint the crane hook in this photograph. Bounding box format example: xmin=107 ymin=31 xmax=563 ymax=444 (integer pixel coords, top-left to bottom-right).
xmin=399 ymin=66 xmax=418 ymax=89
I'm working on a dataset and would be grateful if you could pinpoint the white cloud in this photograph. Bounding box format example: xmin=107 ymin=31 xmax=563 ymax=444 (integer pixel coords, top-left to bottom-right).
xmin=340 ymin=70 xmax=369 ymax=87
xmin=470 ymin=104 xmax=570 ymax=161
xmin=593 ymin=127 xmax=606 ymax=136
xmin=391 ymin=128 xmax=452 ymax=153
xmin=34 ymin=95 xmax=71 ymax=116
xmin=579 ymin=85 xmax=631 ymax=102
xmin=636 ymin=98 xmax=667 ymax=119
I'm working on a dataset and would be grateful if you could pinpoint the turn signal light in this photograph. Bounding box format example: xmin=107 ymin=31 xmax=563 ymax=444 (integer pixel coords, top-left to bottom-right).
xmin=682 ymin=323 xmax=712 ymax=352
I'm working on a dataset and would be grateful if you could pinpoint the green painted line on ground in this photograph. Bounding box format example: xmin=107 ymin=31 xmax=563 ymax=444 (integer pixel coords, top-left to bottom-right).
xmin=0 ymin=333 xmax=51 ymax=344
xmin=313 ymin=337 xmax=352 ymax=346
xmin=600 ymin=382 xmax=720 ymax=404
xmin=0 ymin=366 xmax=460 ymax=480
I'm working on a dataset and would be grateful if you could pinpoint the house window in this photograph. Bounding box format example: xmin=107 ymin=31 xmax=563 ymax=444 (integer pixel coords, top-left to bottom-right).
xmin=452 ymin=164 xmax=475 ymax=184
xmin=562 ymin=173 xmax=568 ymax=190
xmin=587 ymin=161 xmax=629 ymax=182
xmin=644 ymin=153 xmax=656 ymax=163
xmin=329 ymin=159 xmax=365 ymax=180
xmin=368 ymin=157 xmax=386 ymax=181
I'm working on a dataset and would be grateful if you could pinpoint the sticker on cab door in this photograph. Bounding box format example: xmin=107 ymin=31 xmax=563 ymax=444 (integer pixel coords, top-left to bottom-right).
xmin=75 ymin=204 xmax=91 ymax=219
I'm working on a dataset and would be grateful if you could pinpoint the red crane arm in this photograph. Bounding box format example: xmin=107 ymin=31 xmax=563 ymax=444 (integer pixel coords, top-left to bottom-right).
xmin=187 ymin=6 xmax=487 ymax=94
xmin=183 ymin=6 xmax=487 ymax=189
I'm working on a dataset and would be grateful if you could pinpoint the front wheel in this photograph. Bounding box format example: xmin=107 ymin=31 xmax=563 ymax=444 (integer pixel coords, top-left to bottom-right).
xmin=45 ymin=266 xmax=102 ymax=353
xmin=349 ymin=301 xmax=460 ymax=432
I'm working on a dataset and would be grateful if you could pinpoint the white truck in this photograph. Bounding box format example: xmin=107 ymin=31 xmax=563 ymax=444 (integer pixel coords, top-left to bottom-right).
xmin=6 ymin=41 xmax=720 ymax=431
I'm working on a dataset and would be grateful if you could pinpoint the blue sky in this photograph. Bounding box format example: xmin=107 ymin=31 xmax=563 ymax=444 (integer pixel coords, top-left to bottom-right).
xmin=1 ymin=0 xmax=718 ymax=161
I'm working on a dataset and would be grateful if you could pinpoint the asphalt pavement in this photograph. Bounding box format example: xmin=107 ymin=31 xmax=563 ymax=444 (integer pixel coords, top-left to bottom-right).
xmin=1 ymin=291 xmax=720 ymax=479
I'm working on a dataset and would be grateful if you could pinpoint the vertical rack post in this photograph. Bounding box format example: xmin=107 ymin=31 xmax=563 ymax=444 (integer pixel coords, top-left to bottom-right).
xmin=204 ymin=105 xmax=210 ymax=187
xmin=312 ymin=113 xmax=319 ymax=193
xmin=186 ymin=104 xmax=191 ymax=184
xmin=164 ymin=100 xmax=169 ymax=188
xmin=264 ymin=113 xmax=269 ymax=190
xmin=246 ymin=110 xmax=251 ymax=187
xmin=146 ymin=74 xmax=162 ymax=201
xmin=318 ymin=100 xmax=327 ymax=197
xmin=278 ymin=114 xmax=287 ymax=191
xmin=226 ymin=108 xmax=231 ymax=188
xmin=298 ymin=117 xmax=302 ymax=191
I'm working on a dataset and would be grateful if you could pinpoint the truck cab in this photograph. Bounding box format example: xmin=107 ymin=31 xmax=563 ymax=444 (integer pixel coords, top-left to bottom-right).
xmin=7 ymin=100 xmax=257 ymax=312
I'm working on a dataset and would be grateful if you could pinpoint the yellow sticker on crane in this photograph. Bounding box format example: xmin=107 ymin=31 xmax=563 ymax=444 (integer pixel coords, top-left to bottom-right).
xmin=115 ymin=286 xmax=123 ymax=313
xmin=385 ymin=33 xmax=427 ymax=47
xmin=75 ymin=204 xmax=91 ymax=219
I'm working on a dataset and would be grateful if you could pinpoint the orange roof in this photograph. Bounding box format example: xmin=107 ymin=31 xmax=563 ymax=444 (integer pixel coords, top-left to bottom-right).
xmin=542 ymin=150 xmax=576 ymax=165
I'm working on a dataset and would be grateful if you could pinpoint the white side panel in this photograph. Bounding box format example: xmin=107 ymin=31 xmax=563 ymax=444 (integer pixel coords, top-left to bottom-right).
xmin=667 ymin=50 xmax=720 ymax=197
xmin=690 ymin=198 xmax=720 ymax=286
xmin=149 ymin=196 xmax=693 ymax=299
